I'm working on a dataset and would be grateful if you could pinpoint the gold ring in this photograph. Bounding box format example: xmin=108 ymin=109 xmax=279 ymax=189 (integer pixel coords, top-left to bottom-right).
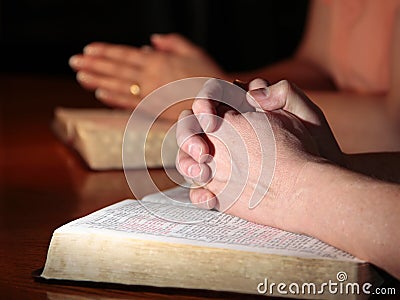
xmin=129 ymin=84 xmax=141 ymax=96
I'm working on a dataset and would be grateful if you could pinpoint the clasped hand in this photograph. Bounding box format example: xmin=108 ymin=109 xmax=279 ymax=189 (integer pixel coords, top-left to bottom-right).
xmin=176 ymin=78 xmax=345 ymax=230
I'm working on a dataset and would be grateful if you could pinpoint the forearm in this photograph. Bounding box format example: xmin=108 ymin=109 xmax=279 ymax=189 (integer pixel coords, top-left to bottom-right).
xmin=291 ymin=161 xmax=400 ymax=278
xmin=230 ymin=58 xmax=336 ymax=91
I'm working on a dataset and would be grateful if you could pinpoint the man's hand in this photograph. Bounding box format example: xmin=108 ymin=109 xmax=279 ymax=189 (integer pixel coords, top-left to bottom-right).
xmin=176 ymin=78 xmax=326 ymax=230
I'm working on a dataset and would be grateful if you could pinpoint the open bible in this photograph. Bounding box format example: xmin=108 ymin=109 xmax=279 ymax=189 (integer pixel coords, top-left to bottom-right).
xmin=40 ymin=187 xmax=380 ymax=299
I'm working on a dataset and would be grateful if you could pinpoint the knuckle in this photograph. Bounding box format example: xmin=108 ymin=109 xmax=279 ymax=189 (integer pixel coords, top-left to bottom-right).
xmin=106 ymin=62 xmax=119 ymax=74
xmin=276 ymin=79 xmax=294 ymax=106
xmin=125 ymin=48 xmax=140 ymax=62
xmin=192 ymin=98 xmax=208 ymax=113
xmin=176 ymin=154 xmax=189 ymax=173
xmin=189 ymin=188 xmax=202 ymax=203
xmin=278 ymin=79 xmax=292 ymax=94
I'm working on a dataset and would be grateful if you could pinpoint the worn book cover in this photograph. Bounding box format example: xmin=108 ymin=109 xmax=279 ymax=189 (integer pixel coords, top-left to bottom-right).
xmin=40 ymin=187 xmax=381 ymax=299
xmin=52 ymin=108 xmax=177 ymax=170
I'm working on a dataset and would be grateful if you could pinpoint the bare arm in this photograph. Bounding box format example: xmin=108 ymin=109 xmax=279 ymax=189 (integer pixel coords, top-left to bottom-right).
xmin=295 ymin=161 xmax=400 ymax=279
xmin=388 ymin=6 xmax=400 ymax=124
xmin=177 ymin=78 xmax=400 ymax=279
xmin=232 ymin=1 xmax=336 ymax=91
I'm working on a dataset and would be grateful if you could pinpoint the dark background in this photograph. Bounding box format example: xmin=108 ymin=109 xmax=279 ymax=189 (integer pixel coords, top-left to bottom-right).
xmin=0 ymin=0 xmax=309 ymax=75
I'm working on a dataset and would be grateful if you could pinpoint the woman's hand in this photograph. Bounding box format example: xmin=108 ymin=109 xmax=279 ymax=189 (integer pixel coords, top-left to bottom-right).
xmin=69 ymin=34 xmax=226 ymax=111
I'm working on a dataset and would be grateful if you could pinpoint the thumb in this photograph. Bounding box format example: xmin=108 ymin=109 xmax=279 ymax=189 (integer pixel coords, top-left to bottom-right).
xmin=248 ymin=79 xmax=345 ymax=166
xmin=247 ymin=79 xmax=323 ymax=126
xmin=151 ymin=33 xmax=200 ymax=56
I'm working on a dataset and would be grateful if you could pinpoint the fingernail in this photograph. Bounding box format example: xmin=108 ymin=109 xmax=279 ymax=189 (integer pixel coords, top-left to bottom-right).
xmin=95 ymin=89 xmax=107 ymax=99
xmin=76 ymin=72 xmax=92 ymax=83
xmin=83 ymin=45 xmax=98 ymax=55
xmin=200 ymin=153 xmax=212 ymax=164
xmin=199 ymin=194 xmax=216 ymax=210
xmin=247 ymin=87 xmax=269 ymax=110
xmin=205 ymin=197 xmax=217 ymax=210
xmin=69 ymin=56 xmax=83 ymax=67
xmin=188 ymin=164 xmax=201 ymax=178
xmin=250 ymin=87 xmax=269 ymax=99
xmin=200 ymin=193 xmax=209 ymax=204
xmin=188 ymin=144 xmax=202 ymax=161
xmin=141 ymin=45 xmax=153 ymax=52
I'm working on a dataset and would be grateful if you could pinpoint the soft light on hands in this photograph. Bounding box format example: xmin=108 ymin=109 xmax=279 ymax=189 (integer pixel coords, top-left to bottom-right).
xmin=175 ymin=78 xmax=344 ymax=228
xmin=69 ymin=34 xmax=225 ymax=111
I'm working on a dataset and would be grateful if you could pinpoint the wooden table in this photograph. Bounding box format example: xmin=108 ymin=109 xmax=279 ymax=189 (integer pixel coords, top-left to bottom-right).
xmin=0 ymin=74 xmax=267 ymax=299
xmin=0 ymin=74 xmax=398 ymax=299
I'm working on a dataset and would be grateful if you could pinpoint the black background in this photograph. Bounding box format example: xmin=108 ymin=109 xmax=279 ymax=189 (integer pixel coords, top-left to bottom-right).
xmin=0 ymin=0 xmax=309 ymax=75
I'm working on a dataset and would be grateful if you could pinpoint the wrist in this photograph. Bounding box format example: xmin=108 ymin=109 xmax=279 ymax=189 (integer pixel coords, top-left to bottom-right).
xmin=282 ymin=157 xmax=335 ymax=234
